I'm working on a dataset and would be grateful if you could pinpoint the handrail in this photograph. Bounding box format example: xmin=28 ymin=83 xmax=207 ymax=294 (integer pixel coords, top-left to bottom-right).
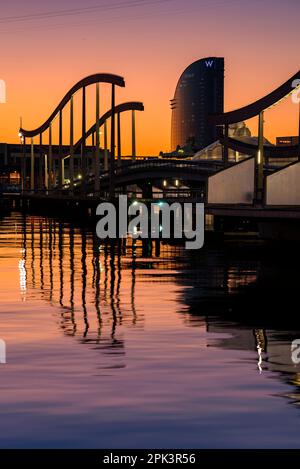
xmin=219 ymin=135 xmax=299 ymax=158
xmin=20 ymin=73 xmax=125 ymax=138
xmin=74 ymin=101 xmax=144 ymax=151
xmin=209 ymin=70 xmax=300 ymax=125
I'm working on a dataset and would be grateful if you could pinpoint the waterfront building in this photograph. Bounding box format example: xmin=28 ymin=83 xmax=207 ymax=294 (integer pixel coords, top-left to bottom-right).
xmin=170 ymin=57 xmax=224 ymax=151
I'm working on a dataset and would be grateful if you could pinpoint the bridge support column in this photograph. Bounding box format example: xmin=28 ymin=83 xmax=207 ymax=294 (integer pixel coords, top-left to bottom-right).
xmin=44 ymin=153 xmax=48 ymax=190
xmin=255 ymin=111 xmax=264 ymax=204
xmin=81 ymin=86 xmax=86 ymax=192
xmin=223 ymin=123 xmax=229 ymax=166
xmin=58 ymin=110 xmax=63 ymax=190
xmin=104 ymin=120 xmax=108 ymax=172
xmin=30 ymin=137 xmax=34 ymax=192
xmin=62 ymin=159 xmax=65 ymax=187
xmin=22 ymin=136 xmax=26 ymax=192
xmin=95 ymin=83 xmax=100 ymax=195
xmin=109 ymin=84 xmax=116 ymax=199
xmin=48 ymin=123 xmax=52 ymax=190
xmin=132 ymin=110 xmax=136 ymax=161
xmin=39 ymin=133 xmax=43 ymax=191
xmin=117 ymin=112 xmax=121 ymax=166
xmin=69 ymin=95 xmax=74 ymax=194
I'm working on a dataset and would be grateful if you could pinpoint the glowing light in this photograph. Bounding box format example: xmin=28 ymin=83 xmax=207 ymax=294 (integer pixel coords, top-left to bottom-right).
xmin=18 ymin=259 xmax=27 ymax=295
xmin=257 ymin=344 xmax=263 ymax=374
xmin=163 ymin=180 xmax=167 ymax=187
xmin=175 ymin=179 xmax=179 ymax=186
xmin=257 ymin=150 xmax=261 ymax=164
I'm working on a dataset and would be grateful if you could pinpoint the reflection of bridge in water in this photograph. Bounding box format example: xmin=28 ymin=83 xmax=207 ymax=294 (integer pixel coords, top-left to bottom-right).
xmin=13 ymin=212 xmax=300 ymax=403
xmin=17 ymin=214 xmax=191 ymax=360
xmin=176 ymin=241 xmax=300 ymax=403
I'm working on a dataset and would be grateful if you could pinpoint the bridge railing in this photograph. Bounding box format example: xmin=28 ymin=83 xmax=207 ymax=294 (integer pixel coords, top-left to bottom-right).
xmin=93 ymin=158 xmax=225 ymax=179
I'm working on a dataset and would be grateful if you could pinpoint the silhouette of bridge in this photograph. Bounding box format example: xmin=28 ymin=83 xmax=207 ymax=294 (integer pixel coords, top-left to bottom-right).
xmin=16 ymin=70 xmax=300 ymax=238
xmin=209 ymin=69 xmax=300 ymax=205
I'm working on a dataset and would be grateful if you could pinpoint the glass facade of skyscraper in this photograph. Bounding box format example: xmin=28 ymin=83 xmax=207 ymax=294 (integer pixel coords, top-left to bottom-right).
xmin=171 ymin=57 xmax=224 ymax=151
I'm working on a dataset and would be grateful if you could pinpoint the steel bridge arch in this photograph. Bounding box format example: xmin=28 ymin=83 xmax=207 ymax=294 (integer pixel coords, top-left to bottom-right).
xmin=19 ymin=73 xmax=125 ymax=137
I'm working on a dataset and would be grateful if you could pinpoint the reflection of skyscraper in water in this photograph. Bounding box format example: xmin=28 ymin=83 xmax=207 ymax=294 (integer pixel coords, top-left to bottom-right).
xmin=171 ymin=57 xmax=224 ymax=151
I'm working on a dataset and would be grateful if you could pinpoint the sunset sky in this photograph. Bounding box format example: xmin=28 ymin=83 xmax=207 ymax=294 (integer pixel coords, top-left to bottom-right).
xmin=1 ymin=0 xmax=300 ymax=155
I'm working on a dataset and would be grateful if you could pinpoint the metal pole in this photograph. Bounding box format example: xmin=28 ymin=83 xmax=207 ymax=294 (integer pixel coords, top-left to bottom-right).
xmin=109 ymin=84 xmax=115 ymax=198
xmin=132 ymin=110 xmax=136 ymax=161
xmin=95 ymin=82 xmax=100 ymax=194
xmin=117 ymin=112 xmax=121 ymax=165
xmin=22 ymin=136 xmax=26 ymax=192
xmin=223 ymin=123 xmax=229 ymax=166
xmin=81 ymin=86 xmax=86 ymax=191
xmin=62 ymin=158 xmax=65 ymax=185
xmin=48 ymin=123 xmax=52 ymax=190
xmin=30 ymin=137 xmax=34 ymax=192
xmin=59 ymin=109 xmax=63 ymax=190
xmin=44 ymin=154 xmax=48 ymax=190
xmin=104 ymin=120 xmax=108 ymax=171
xmin=70 ymin=95 xmax=74 ymax=193
xmin=256 ymin=111 xmax=264 ymax=204
xmin=39 ymin=133 xmax=43 ymax=191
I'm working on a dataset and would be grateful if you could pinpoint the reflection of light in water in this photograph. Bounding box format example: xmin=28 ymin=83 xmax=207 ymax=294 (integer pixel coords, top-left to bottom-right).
xmin=257 ymin=344 xmax=263 ymax=374
xmin=254 ymin=329 xmax=266 ymax=374
xmin=18 ymin=258 xmax=27 ymax=298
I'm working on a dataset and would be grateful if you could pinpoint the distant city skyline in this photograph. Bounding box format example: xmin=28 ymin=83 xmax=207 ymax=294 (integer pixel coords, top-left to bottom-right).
xmin=0 ymin=0 xmax=300 ymax=154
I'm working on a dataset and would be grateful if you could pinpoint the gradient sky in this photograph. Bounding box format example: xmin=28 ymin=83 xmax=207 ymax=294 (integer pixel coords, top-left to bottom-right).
xmin=1 ymin=0 xmax=300 ymax=154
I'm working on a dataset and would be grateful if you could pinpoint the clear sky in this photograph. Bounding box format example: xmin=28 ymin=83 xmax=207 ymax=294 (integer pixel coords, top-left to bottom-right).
xmin=1 ymin=0 xmax=300 ymax=154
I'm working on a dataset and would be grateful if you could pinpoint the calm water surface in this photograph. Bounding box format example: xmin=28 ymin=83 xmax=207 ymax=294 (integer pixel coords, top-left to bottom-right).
xmin=0 ymin=212 xmax=300 ymax=448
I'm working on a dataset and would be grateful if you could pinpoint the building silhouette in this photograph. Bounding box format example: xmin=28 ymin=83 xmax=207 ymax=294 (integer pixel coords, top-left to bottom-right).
xmin=170 ymin=57 xmax=224 ymax=151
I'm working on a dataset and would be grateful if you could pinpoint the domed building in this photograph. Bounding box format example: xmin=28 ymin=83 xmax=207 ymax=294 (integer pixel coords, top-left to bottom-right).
xmin=192 ymin=121 xmax=272 ymax=162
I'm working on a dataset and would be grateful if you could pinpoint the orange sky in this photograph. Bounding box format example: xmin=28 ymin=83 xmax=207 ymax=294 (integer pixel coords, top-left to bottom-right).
xmin=0 ymin=0 xmax=300 ymax=155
